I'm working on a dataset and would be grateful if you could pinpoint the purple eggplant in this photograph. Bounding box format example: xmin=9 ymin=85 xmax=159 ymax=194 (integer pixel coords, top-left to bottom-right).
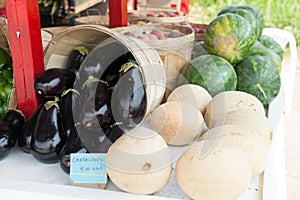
xmin=105 ymin=122 xmax=130 ymax=143
xmin=75 ymin=41 xmax=127 ymax=88
xmin=30 ymin=101 xmax=67 ymax=164
xmin=59 ymin=125 xmax=88 ymax=174
xmin=75 ymin=123 xmax=110 ymax=153
xmin=18 ymin=104 xmax=44 ymax=153
xmin=66 ymin=45 xmax=89 ymax=73
xmin=111 ymin=62 xmax=147 ymax=127
xmin=34 ymin=68 xmax=76 ymax=98
xmin=101 ymin=52 xmax=136 ymax=87
xmin=0 ymin=109 xmax=25 ymax=160
xmin=59 ymin=88 xmax=81 ymax=138
xmin=80 ymin=76 xmax=112 ymax=133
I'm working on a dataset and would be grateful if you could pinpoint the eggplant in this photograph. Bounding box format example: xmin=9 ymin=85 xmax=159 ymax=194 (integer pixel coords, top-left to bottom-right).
xmin=0 ymin=109 xmax=25 ymax=160
xmin=34 ymin=68 xmax=76 ymax=98
xmin=18 ymin=104 xmax=44 ymax=153
xmin=75 ymin=41 xmax=127 ymax=87
xmin=30 ymin=101 xmax=67 ymax=164
xmin=66 ymin=45 xmax=89 ymax=73
xmin=111 ymin=62 xmax=147 ymax=126
xmin=80 ymin=76 xmax=112 ymax=133
xmin=105 ymin=122 xmax=130 ymax=143
xmin=76 ymin=124 xmax=112 ymax=153
xmin=59 ymin=125 xmax=88 ymax=174
xmin=101 ymin=52 xmax=136 ymax=87
xmin=59 ymin=88 xmax=81 ymax=138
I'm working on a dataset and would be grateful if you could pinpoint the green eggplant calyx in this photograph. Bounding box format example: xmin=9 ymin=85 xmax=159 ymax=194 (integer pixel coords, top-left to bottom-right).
xmin=82 ymin=75 xmax=108 ymax=88
xmin=44 ymin=101 xmax=60 ymax=112
xmin=82 ymin=75 xmax=100 ymax=88
xmin=54 ymin=96 xmax=60 ymax=103
xmin=61 ymin=88 xmax=80 ymax=97
xmin=110 ymin=121 xmax=123 ymax=128
xmin=74 ymin=122 xmax=81 ymax=127
xmin=74 ymin=46 xmax=89 ymax=56
xmin=108 ymin=85 xmax=115 ymax=91
xmin=119 ymin=62 xmax=139 ymax=73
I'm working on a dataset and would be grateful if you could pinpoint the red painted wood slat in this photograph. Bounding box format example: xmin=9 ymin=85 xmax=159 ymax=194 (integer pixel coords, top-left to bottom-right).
xmin=108 ymin=0 xmax=128 ymax=28
xmin=5 ymin=0 xmax=44 ymax=119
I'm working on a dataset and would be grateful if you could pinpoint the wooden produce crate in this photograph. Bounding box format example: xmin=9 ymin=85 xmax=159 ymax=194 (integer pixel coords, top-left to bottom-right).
xmin=128 ymin=10 xmax=188 ymax=24
xmin=114 ymin=24 xmax=194 ymax=99
xmin=71 ymin=0 xmax=105 ymax=14
xmin=137 ymin=0 xmax=181 ymax=12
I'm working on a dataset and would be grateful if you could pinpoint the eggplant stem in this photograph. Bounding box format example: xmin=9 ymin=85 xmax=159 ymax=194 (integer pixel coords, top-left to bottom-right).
xmin=74 ymin=46 xmax=89 ymax=56
xmin=82 ymin=75 xmax=108 ymax=89
xmin=61 ymin=88 xmax=80 ymax=97
xmin=74 ymin=122 xmax=81 ymax=127
xmin=119 ymin=62 xmax=139 ymax=73
xmin=110 ymin=121 xmax=123 ymax=128
xmin=54 ymin=96 xmax=60 ymax=103
xmin=44 ymin=101 xmax=60 ymax=111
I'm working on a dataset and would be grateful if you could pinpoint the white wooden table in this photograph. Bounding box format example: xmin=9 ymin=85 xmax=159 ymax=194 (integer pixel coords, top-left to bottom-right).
xmin=0 ymin=82 xmax=286 ymax=200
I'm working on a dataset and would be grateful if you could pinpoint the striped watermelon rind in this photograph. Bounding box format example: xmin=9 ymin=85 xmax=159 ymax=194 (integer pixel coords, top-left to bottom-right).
xmin=258 ymin=35 xmax=284 ymax=60
xmin=204 ymin=13 xmax=256 ymax=65
xmin=235 ymin=55 xmax=281 ymax=106
xmin=178 ymin=54 xmax=237 ymax=97
xmin=218 ymin=7 xmax=259 ymax=40
xmin=236 ymin=4 xmax=264 ymax=37
xmin=246 ymin=41 xmax=282 ymax=72
xmin=219 ymin=4 xmax=264 ymax=38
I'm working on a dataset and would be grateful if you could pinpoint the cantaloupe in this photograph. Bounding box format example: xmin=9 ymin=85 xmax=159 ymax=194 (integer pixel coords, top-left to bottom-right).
xmin=166 ymin=84 xmax=212 ymax=115
xmin=200 ymin=124 xmax=269 ymax=176
xmin=204 ymin=91 xmax=265 ymax=128
xmin=217 ymin=108 xmax=273 ymax=147
xmin=176 ymin=140 xmax=252 ymax=200
xmin=149 ymin=101 xmax=204 ymax=145
xmin=106 ymin=126 xmax=172 ymax=194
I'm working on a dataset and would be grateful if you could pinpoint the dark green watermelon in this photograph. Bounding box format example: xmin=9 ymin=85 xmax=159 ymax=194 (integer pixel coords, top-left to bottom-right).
xmin=204 ymin=13 xmax=256 ymax=65
xmin=258 ymin=35 xmax=284 ymax=60
xmin=218 ymin=7 xmax=259 ymax=40
xmin=246 ymin=41 xmax=282 ymax=72
xmin=236 ymin=5 xmax=264 ymax=37
xmin=219 ymin=5 xmax=264 ymax=38
xmin=235 ymin=55 xmax=281 ymax=106
xmin=178 ymin=54 xmax=237 ymax=97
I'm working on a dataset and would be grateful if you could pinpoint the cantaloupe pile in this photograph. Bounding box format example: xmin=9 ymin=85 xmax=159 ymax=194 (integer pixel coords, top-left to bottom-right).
xmin=106 ymin=83 xmax=273 ymax=199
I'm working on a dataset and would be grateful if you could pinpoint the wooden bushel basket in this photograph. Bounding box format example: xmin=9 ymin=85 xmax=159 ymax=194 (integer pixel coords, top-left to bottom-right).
xmin=44 ymin=24 xmax=166 ymax=115
xmin=114 ymin=24 xmax=194 ymax=99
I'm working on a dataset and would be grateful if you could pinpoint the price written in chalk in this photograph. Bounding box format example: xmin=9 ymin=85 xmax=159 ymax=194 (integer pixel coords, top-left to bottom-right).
xmin=70 ymin=153 xmax=107 ymax=184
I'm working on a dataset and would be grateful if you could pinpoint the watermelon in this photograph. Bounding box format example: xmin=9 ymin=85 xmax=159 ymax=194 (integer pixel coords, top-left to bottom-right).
xmin=178 ymin=54 xmax=237 ymax=97
xmin=219 ymin=4 xmax=264 ymax=38
xmin=218 ymin=8 xmax=258 ymax=39
xmin=235 ymin=55 xmax=281 ymax=107
xmin=204 ymin=13 xmax=256 ymax=65
xmin=258 ymin=35 xmax=284 ymax=60
xmin=247 ymin=41 xmax=282 ymax=72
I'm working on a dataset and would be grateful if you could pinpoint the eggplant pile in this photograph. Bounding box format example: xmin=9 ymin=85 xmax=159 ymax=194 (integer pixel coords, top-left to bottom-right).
xmin=0 ymin=109 xmax=25 ymax=160
xmin=18 ymin=41 xmax=147 ymax=174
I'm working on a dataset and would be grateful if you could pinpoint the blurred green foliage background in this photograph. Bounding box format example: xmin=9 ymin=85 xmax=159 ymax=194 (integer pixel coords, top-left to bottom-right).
xmin=189 ymin=0 xmax=300 ymax=46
